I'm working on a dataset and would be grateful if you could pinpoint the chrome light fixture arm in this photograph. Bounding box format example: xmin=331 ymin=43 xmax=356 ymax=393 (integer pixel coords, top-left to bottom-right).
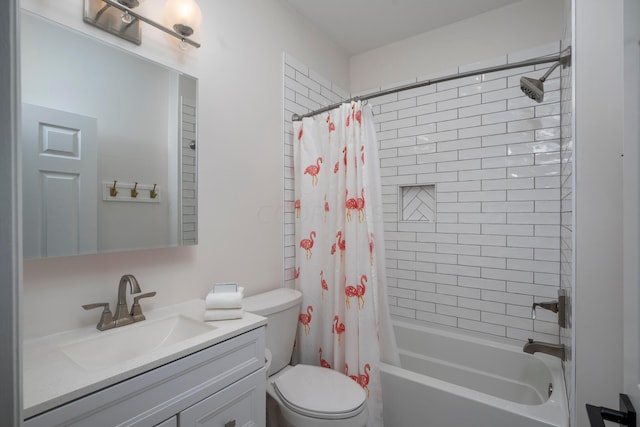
xmin=85 ymin=0 xmax=201 ymax=48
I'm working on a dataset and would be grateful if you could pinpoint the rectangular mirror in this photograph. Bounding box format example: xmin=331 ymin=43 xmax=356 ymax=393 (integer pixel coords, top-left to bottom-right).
xmin=21 ymin=11 xmax=198 ymax=259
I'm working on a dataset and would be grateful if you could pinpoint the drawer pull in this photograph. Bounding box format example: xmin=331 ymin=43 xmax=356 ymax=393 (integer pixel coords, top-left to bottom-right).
xmin=224 ymin=421 xmax=236 ymax=427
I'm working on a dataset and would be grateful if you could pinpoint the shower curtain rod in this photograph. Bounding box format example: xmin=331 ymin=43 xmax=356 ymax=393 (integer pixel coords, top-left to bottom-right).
xmin=291 ymin=47 xmax=571 ymax=121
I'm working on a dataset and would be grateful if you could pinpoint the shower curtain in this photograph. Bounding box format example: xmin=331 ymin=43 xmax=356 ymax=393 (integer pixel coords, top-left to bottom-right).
xmin=293 ymin=101 xmax=399 ymax=427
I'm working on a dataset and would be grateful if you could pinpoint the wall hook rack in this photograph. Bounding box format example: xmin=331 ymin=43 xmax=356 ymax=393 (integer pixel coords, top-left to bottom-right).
xmin=103 ymin=180 xmax=161 ymax=203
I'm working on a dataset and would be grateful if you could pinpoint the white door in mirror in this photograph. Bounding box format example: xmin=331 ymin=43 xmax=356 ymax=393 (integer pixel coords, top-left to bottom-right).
xmin=22 ymin=104 xmax=98 ymax=259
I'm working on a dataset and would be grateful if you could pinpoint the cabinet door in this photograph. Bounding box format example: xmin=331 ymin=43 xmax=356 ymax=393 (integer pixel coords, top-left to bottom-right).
xmin=179 ymin=368 xmax=265 ymax=427
xmin=156 ymin=416 xmax=178 ymax=427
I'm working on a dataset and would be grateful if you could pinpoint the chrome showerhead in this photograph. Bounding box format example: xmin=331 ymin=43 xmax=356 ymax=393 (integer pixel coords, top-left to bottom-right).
xmin=520 ymin=76 xmax=545 ymax=102
xmin=519 ymin=55 xmax=568 ymax=103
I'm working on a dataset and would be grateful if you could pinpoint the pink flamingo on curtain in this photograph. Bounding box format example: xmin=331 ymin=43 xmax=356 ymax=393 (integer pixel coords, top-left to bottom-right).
xmin=294 ymin=199 xmax=301 ymax=218
xmin=336 ymin=231 xmax=346 ymax=258
xmin=304 ymin=157 xmax=323 ymax=186
xmin=297 ymin=127 xmax=303 ymax=141
xmin=356 ymin=188 xmax=366 ymax=222
xmin=299 ymin=306 xmax=313 ymax=335
xmin=358 ymin=364 xmax=371 ymax=396
xmin=300 ymin=231 xmax=316 ymax=260
xmin=345 ymin=189 xmax=358 ymax=221
xmin=319 ymin=347 xmax=332 ymax=368
xmin=344 ymin=363 xmax=359 ymax=382
xmin=357 ymin=274 xmax=368 ymax=309
xmin=320 ymin=270 xmax=328 ymax=299
xmin=332 ymin=315 xmax=345 ymax=344
xmin=324 ymin=194 xmax=330 ymax=221
xmin=327 ymin=115 xmax=336 ymax=133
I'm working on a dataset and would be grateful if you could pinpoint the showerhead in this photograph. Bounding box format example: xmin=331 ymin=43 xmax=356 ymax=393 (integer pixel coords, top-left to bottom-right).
xmin=519 ymin=58 xmax=566 ymax=103
xmin=520 ymin=76 xmax=545 ymax=102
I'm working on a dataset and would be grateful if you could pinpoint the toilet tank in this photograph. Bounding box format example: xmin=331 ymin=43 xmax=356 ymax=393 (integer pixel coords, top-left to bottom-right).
xmin=244 ymin=288 xmax=302 ymax=376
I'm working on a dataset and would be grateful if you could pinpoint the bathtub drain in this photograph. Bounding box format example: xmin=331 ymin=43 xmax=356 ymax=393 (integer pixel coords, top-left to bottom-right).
xmin=548 ymin=383 xmax=553 ymax=398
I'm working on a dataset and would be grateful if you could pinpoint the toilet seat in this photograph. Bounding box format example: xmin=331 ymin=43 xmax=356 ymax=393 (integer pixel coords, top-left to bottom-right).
xmin=272 ymin=365 xmax=367 ymax=420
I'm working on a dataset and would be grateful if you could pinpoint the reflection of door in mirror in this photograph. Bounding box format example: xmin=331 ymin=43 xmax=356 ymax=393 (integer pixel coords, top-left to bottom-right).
xmin=22 ymin=104 xmax=98 ymax=259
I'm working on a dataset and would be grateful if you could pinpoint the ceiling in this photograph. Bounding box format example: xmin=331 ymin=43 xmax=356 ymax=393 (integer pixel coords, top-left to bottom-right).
xmin=283 ymin=0 xmax=524 ymax=55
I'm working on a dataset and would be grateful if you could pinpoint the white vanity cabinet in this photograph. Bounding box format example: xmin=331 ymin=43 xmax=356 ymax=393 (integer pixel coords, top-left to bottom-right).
xmin=24 ymin=327 xmax=266 ymax=427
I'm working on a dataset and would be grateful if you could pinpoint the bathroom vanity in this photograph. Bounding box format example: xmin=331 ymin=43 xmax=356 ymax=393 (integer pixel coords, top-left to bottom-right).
xmin=23 ymin=300 xmax=266 ymax=426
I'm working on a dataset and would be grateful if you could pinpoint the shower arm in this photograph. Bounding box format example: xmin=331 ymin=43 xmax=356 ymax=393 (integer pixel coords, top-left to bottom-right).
xmin=539 ymin=50 xmax=572 ymax=83
xmin=539 ymin=61 xmax=562 ymax=83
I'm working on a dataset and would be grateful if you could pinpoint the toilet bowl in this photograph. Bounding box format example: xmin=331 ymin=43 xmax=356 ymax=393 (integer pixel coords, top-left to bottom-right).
xmin=244 ymin=288 xmax=368 ymax=427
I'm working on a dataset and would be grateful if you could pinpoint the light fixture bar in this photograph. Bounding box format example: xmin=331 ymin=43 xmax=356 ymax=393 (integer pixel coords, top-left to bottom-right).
xmin=99 ymin=0 xmax=201 ymax=48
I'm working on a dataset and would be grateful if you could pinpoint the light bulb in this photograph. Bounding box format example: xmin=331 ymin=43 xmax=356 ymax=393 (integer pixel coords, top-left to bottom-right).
xmin=117 ymin=0 xmax=143 ymax=24
xmin=121 ymin=11 xmax=134 ymax=24
xmin=165 ymin=0 xmax=202 ymax=37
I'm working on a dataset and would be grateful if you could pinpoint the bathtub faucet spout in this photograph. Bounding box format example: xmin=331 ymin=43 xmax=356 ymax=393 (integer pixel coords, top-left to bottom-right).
xmin=523 ymin=339 xmax=566 ymax=361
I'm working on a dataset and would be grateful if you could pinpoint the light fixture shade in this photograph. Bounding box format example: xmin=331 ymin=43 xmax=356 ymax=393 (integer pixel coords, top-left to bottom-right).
xmin=117 ymin=0 xmax=144 ymax=8
xmin=165 ymin=0 xmax=202 ymax=36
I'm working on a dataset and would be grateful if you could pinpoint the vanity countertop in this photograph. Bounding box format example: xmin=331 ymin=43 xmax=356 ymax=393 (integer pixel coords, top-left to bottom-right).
xmin=23 ymin=299 xmax=266 ymax=419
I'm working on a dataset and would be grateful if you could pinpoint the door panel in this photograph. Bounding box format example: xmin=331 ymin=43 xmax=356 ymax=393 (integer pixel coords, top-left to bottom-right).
xmin=22 ymin=104 xmax=97 ymax=258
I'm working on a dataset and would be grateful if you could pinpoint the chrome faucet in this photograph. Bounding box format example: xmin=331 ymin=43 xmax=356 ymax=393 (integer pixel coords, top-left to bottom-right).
xmin=523 ymin=339 xmax=566 ymax=360
xmin=114 ymin=274 xmax=141 ymax=327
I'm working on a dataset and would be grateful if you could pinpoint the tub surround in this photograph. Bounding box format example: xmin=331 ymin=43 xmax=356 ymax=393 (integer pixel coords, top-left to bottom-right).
xmin=23 ymin=299 xmax=266 ymax=418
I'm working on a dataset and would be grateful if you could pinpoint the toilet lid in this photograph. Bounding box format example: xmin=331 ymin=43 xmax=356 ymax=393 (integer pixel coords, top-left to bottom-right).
xmin=273 ymin=364 xmax=367 ymax=420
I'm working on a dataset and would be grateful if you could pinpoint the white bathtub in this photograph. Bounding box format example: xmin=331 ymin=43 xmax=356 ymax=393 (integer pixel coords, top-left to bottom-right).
xmin=380 ymin=320 xmax=569 ymax=427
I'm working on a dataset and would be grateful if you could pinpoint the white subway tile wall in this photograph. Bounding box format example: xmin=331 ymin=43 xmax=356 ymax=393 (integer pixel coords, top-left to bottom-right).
xmin=282 ymin=42 xmax=564 ymax=342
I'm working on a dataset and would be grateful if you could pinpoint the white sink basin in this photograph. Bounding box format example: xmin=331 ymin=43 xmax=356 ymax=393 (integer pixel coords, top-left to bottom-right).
xmin=59 ymin=315 xmax=216 ymax=371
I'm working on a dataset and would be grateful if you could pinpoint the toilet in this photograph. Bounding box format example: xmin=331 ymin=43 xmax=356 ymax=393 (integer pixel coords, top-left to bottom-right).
xmin=244 ymin=288 xmax=368 ymax=427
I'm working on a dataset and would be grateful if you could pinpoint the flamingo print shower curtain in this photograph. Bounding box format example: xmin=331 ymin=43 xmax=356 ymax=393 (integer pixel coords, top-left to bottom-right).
xmin=293 ymin=101 xmax=399 ymax=427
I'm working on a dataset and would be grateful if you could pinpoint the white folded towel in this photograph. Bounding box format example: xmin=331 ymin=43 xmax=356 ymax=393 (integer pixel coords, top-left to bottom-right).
xmin=203 ymin=308 xmax=244 ymax=321
xmin=205 ymin=287 xmax=244 ymax=309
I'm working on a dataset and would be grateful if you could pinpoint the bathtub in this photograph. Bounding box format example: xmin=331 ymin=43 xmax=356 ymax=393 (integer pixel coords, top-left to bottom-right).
xmin=380 ymin=320 xmax=569 ymax=427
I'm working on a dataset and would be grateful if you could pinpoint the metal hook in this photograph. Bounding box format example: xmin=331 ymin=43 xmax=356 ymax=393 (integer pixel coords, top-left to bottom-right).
xmin=131 ymin=182 xmax=138 ymax=198
xmin=150 ymin=184 xmax=158 ymax=199
xmin=110 ymin=180 xmax=118 ymax=197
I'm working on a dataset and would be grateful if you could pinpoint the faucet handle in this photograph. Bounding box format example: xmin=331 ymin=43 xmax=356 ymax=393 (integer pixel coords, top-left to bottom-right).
xmin=130 ymin=292 xmax=156 ymax=322
xmin=83 ymin=302 xmax=115 ymax=331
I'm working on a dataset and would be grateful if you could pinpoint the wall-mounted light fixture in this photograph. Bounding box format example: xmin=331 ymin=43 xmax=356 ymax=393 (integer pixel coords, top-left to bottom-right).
xmin=83 ymin=0 xmax=202 ymax=49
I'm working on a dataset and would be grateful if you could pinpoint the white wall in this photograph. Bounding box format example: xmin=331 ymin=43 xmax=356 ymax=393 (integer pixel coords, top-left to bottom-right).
xmin=349 ymin=0 xmax=567 ymax=94
xmin=574 ymin=0 xmax=624 ymax=426
xmin=20 ymin=0 xmax=349 ymax=339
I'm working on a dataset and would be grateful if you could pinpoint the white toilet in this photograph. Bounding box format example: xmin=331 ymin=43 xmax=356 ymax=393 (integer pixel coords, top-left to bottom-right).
xmin=244 ymin=288 xmax=368 ymax=427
